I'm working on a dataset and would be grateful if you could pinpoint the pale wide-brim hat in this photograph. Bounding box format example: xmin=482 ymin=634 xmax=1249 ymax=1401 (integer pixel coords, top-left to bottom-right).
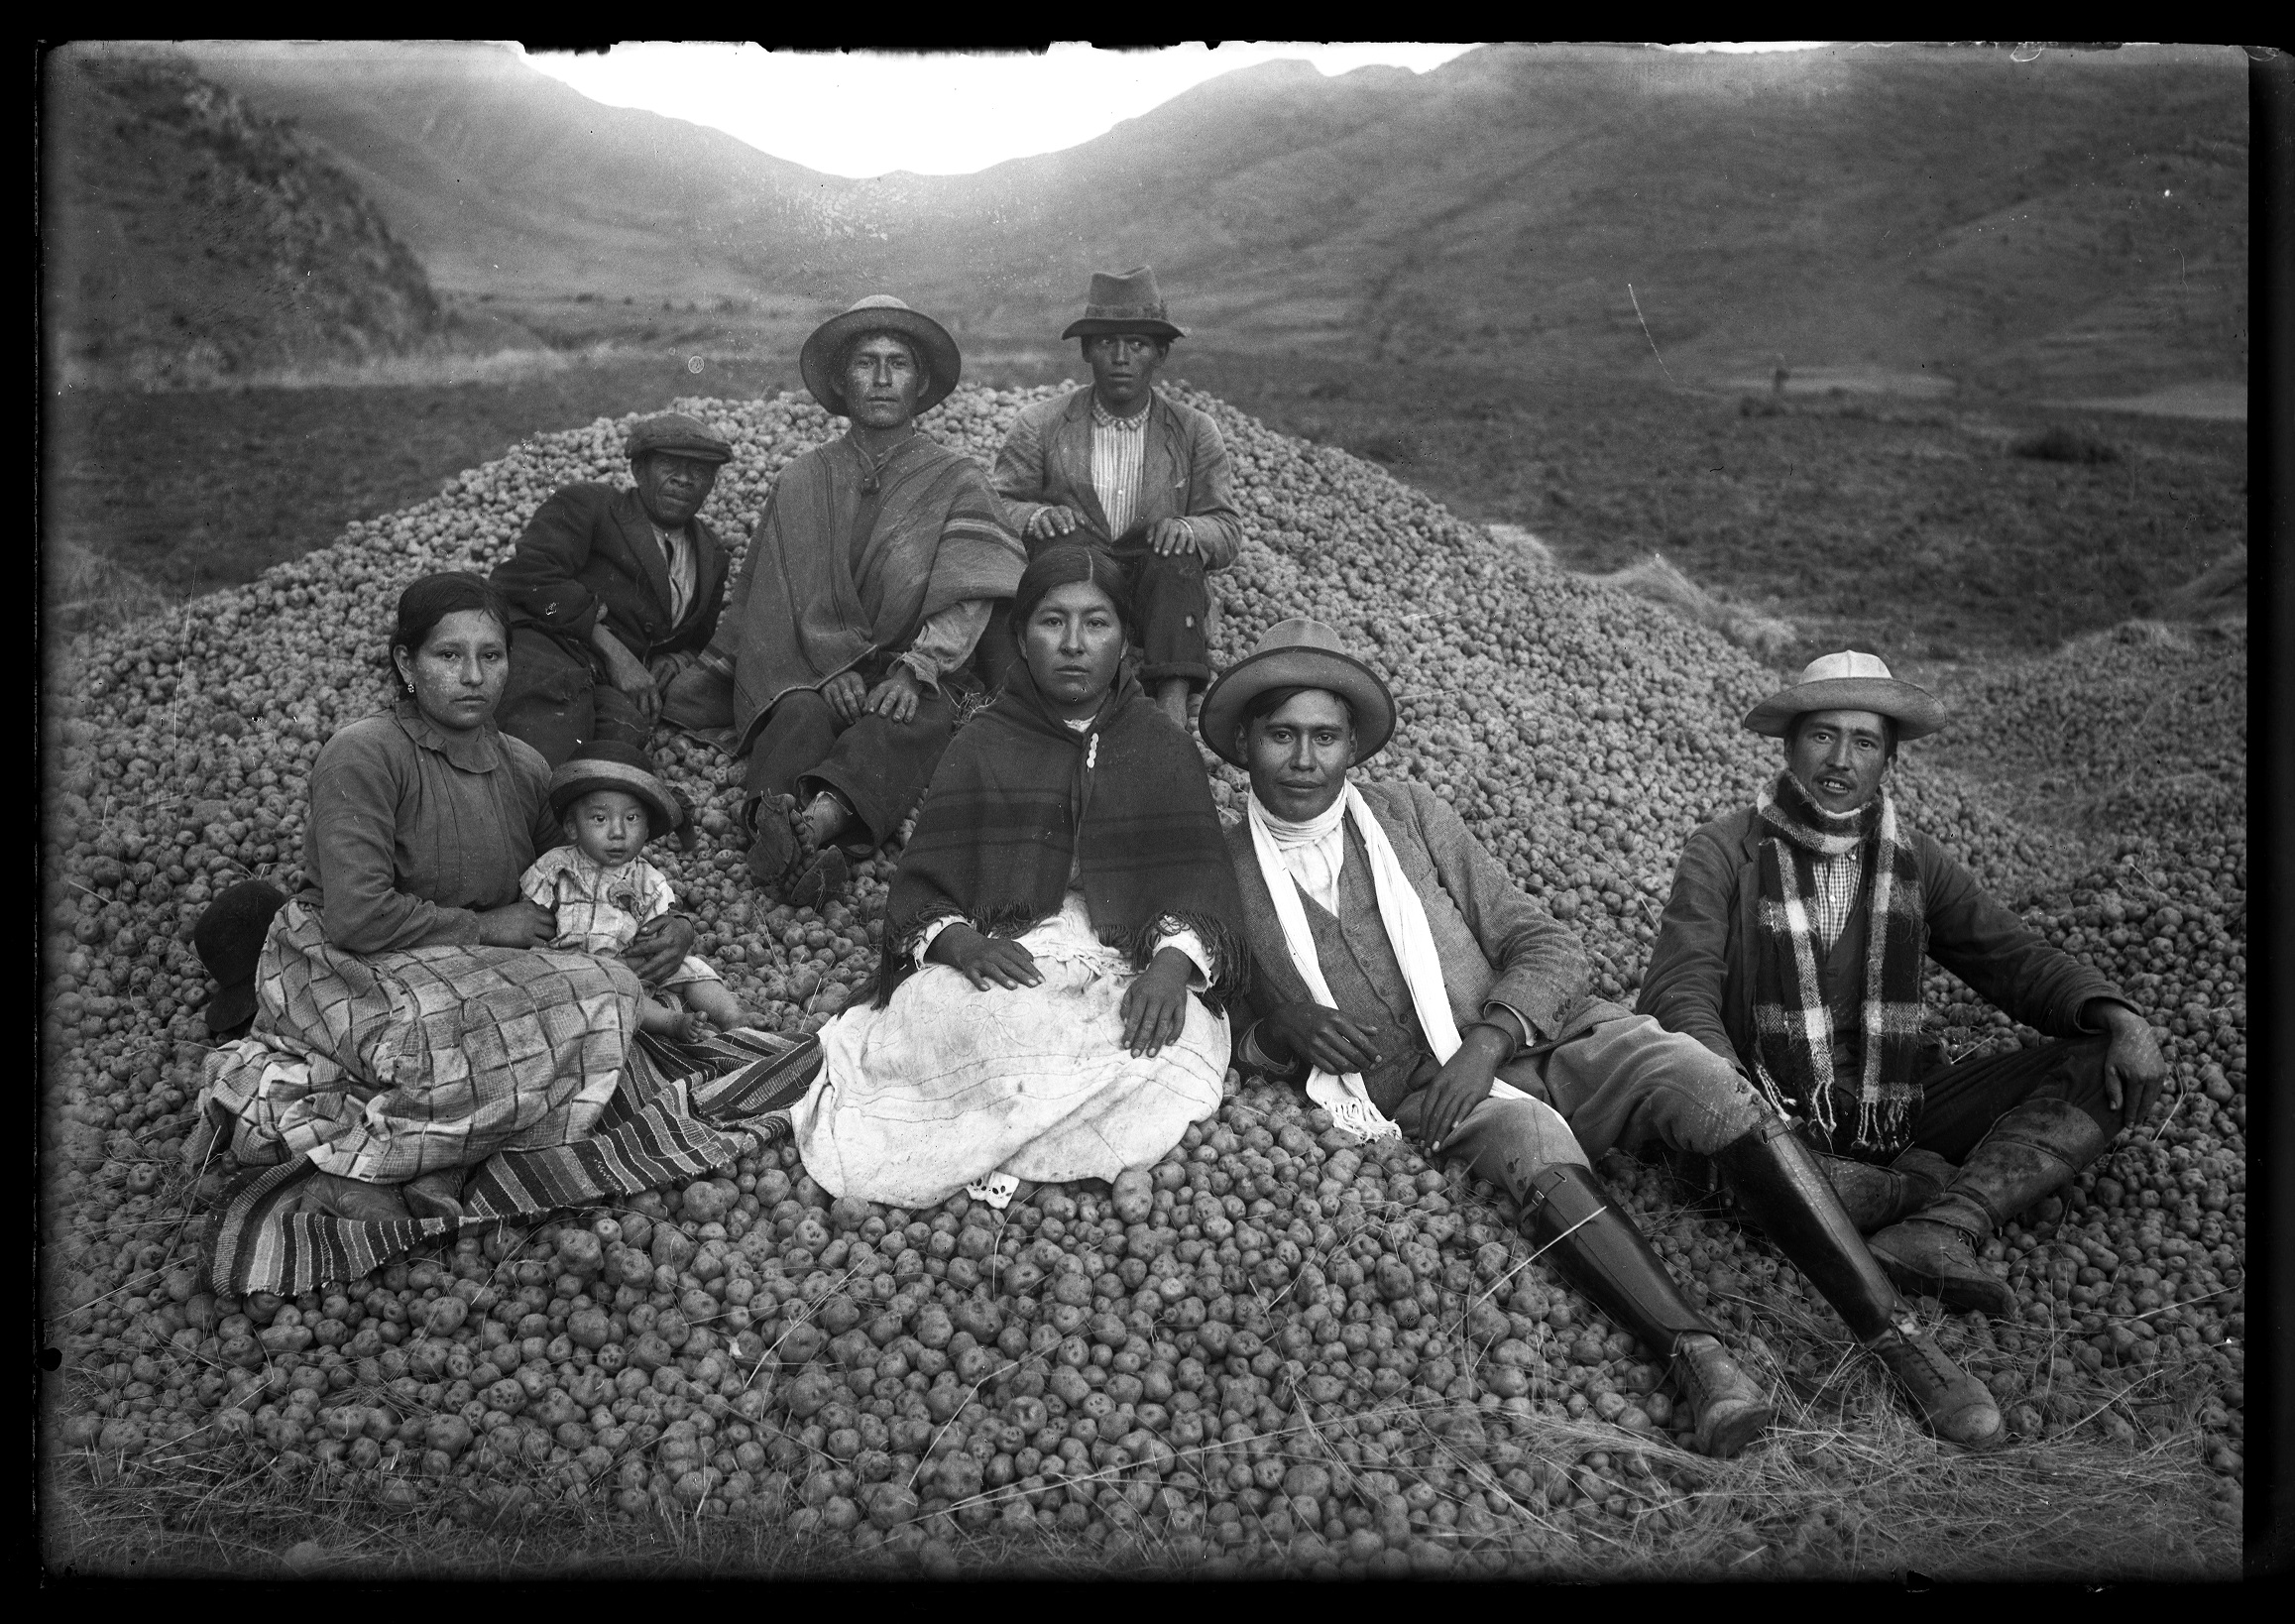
xmin=800 ymin=294 xmax=962 ymax=417
xmin=1198 ymin=618 xmax=1397 ymax=767
xmin=1742 ymin=649 xmax=1947 ymax=741
xmin=1061 ymin=265 xmax=1187 ymax=341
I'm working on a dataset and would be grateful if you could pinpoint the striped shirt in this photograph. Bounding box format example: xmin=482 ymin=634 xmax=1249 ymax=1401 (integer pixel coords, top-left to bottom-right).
xmin=1090 ymin=397 xmax=1150 ymax=541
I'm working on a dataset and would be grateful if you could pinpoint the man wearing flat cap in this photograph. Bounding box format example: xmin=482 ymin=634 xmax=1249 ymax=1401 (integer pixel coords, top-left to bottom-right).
xmin=1205 ymin=624 xmax=2004 ymax=1453
xmin=684 ymin=295 xmax=1025 ymax=909
xmin=490 ymin=411 xmax=738 ymax=767
xmin=993 ymin=266 xmax=1243 ymax=729
xmin=1641 ymin=651 xmax=2166 ymax=1319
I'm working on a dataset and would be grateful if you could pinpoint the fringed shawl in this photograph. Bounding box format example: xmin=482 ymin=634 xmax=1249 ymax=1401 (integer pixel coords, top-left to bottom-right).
xmin=880 ymin=665 xmax=1246 ymax=1011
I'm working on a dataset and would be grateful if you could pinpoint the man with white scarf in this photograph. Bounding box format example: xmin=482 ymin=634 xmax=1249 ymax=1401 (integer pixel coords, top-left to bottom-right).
xmin=1204 ymin=621 xmax=2005 ymax=1454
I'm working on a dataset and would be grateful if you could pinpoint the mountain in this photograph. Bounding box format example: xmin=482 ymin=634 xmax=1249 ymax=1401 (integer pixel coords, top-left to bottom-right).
xmin=162 ymin=43 xmax=2254 ymax=394
xmin=43 ymin=45 xmax=447 ymax=387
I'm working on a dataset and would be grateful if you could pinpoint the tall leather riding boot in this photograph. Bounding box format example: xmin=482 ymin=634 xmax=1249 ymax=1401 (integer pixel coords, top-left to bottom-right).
xmin=1523 ymin=1163 xmax=1773 ymax=1458
xmin=1868 ymin=1097 xmax=2110 ymax=1317
xmin=1715 ymin=1118 xmax=2003 ymax=1449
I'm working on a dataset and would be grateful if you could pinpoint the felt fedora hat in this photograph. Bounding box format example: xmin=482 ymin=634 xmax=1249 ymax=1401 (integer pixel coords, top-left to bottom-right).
xmin=1199 ymin=618 xmax=1397 ymax=767
xmin=1061 ymin=266 xmax=1187 ymax=341
xmin=624 ymin=411 xmax=733 ymax=465
xmin=192 ymin=878 xmax=288 ymax=1035
xmin=1742 ymin=649 xmax=1947 ymax=741
xmin=547 ymin=741 xmax=685 ymax=833
xmin=799 ymin=294 xmax=962 ymax=417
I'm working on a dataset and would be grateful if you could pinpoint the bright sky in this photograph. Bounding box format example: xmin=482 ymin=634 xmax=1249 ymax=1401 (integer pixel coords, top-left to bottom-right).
xmin=524 ymin=44 xmax=1484 ymax=178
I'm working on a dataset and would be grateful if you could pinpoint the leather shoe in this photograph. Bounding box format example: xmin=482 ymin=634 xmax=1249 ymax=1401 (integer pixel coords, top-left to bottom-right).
xmin=1867 ymin=1218 xmax=2018 ymax=1318
xmin=1865 ymin=1318 xmax=2005 ymax=1448
xmin=1672 ymin=1332 xmax=1773 ymax=1459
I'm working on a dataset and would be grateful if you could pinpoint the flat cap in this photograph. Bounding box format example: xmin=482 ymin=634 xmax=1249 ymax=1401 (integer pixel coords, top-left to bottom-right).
xmin=624 ymin=411 xmax=734 ymax=465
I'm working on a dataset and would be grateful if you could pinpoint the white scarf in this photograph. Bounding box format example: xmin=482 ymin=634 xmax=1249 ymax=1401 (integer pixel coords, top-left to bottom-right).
xmin=1246 ymin=785 xmax=1463 ymax=1144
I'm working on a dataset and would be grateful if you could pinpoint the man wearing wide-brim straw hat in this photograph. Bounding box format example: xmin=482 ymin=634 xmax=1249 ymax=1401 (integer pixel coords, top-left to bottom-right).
xmin=1642 ymin=649 xmax=2166 ymax=1323
xmin=490 ymin=410 xmax=740 ymax=768
xmin=991 ymin=266 xmax=1244 ymax=729
xmin=1205 ymin=622 xmax=2005 ymax=1455
xmin=670 ymin=295 xmax=1025 ymax=910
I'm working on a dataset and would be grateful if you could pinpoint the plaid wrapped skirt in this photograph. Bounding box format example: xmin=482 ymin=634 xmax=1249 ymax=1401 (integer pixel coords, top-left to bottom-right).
xmin=197 ymin=900 xmax=640 ymax=1183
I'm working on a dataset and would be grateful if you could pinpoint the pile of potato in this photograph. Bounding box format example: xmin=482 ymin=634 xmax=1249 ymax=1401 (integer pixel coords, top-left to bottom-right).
xmin=40 ymin=384 xmax=2243 ymax=1572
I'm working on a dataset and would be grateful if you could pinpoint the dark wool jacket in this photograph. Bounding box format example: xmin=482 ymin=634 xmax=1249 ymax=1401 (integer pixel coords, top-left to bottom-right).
xmin=1224 ymin=780 xmax=1628 ymax=1086
xmin=1638 ymin=807 xmax=2126 ymax=1075
xmin=990 ymin=386 xmax=1244 ymax=565
xmin=491 ymin=483 xmax=731 ymax=668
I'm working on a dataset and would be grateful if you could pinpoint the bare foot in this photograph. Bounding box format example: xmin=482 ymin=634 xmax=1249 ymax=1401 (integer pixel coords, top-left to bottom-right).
xmin=1152 ymin=678 xmax=1190 ymax=730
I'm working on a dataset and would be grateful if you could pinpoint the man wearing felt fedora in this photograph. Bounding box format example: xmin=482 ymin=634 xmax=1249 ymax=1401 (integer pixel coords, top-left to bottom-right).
xmin=1642 ymin=650 xmax=2166 ymax=1321
xmin=992 ymin=266 xmax=1243 ymax=729
xmin=490 ymin=411 xmax=740 ymax=768
xmin=679 ymin=294 xmax=1026 ymax=910
xmin=1205 ymin=624 xmax=2006 ymax=1454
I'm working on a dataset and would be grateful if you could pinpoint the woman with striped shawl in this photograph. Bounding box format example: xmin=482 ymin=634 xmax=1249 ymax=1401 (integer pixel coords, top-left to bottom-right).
xmin=785 ymin=544 xmax=1245 ymax=1209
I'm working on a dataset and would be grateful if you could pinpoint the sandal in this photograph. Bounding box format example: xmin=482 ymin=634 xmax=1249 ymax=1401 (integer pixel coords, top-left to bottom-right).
xmin=784 ymin=846 xmax=850 ymax=912
xmin=745 ymin=797 xmax=800 ymax=887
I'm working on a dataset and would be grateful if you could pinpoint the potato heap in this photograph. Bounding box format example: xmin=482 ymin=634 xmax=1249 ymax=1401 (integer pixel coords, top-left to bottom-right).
xmin=41 ymin=384 xmax=2245 ymax=1572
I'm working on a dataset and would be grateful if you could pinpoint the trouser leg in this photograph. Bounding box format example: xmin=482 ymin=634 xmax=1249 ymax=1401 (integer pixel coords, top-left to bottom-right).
xmin=802 ymin=686 xmax=961 ymax=850
xmin=1116 ymin=547 xmax=1215 ymax=690
xmin=659 ymin=661 xmax=737 ymax=735
xmin=589 ymin=683 xmax=649 ymax=752
xmin=743 ymin=691 xmax=841 ymax=807
xmin=495 ymin=628 xmax=600 ymax=769
xmin=1537 ymin=1012 xmax=1771 ymax=1160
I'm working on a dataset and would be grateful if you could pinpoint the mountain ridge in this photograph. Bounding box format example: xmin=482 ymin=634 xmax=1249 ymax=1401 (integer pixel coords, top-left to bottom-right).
xmin=134 ymin=43 xmax=2254 ymax=394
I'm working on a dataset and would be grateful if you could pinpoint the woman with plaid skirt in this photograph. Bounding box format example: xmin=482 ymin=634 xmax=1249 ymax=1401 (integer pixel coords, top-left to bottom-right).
xmin=194 ymin=574 xmax=703 ymax=1223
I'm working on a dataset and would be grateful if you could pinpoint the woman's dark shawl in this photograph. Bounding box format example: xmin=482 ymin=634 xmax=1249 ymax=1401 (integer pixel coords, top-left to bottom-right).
xmin=881 ymin=666 xmax=1246 ymax=1011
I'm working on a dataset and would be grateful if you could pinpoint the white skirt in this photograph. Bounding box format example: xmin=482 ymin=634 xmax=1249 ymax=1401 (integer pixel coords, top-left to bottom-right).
xmin=790 ymin=895 xmax=1228 ymax=1207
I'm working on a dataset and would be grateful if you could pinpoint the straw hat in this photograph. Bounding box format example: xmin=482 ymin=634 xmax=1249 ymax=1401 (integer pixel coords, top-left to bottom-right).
xmin=1197 ymin=618 xmax=1397 ymax=767
xmin=1742 ymin=650 xmax=1946 ymax=741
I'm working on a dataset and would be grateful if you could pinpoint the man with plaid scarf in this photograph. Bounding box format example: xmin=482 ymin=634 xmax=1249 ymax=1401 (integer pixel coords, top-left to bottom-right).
xmin=1642 ymin=651 xmax=2166 ymax=1321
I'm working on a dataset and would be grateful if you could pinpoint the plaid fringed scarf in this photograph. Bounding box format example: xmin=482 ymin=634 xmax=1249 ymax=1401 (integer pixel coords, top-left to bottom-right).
xmin=1749 ymin=771 xmax=1928 ymax=1155
xmin=879 ymin=664 xmax=1246 ymax=1012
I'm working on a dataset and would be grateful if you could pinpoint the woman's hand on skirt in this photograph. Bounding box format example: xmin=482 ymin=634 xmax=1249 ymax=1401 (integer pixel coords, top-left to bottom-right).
xmin=476 ymin=899 xmax=558 ymax=949
xmin=1119 ymin=948 xmax=1195 ymax=1059
xmin=929 ymin=923 xmax=1043 ymax=990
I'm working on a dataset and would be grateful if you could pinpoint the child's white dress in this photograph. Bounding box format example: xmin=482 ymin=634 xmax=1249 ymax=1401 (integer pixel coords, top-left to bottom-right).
xmin=519 ymin=847 xmax=722 ymax=990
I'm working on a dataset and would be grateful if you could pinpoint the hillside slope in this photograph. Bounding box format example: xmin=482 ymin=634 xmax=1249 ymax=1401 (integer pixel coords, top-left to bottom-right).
xmin=182 ymin=42 xmax=2247 ymax=395
xmin=43 ymin=46 xmax=446 ymax=388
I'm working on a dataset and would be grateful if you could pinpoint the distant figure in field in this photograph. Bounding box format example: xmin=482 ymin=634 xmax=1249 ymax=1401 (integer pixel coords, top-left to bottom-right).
xmin=489 ymin=412 xmax=736 ymax=768
xmin=668 ymin=295 xmax=1026 ymax=909
xmin=991 ymin=266 xmax=1244 ymax=730
xmin=1772 ymin=356 xmax=1789 ymax=397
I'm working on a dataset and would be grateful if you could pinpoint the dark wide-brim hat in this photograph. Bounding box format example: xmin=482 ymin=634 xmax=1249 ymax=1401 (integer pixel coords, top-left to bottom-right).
xmin=1742 ymin=649 xmax=1947 ymax=741
xmin=547 ymin=742 xmax=684 ymax=834
xmin=624 ymin=411 xmax=733 ymax=466
xmin=1199 ymin=618 xmax=1398 ymax=768
xmin=192 ymin=878 xmax=287 ymax=1035
xmin=799 ymin=295 xmax=962 ymax=417
xmin=1061 ymin=265 xmax=1187 ymax=341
